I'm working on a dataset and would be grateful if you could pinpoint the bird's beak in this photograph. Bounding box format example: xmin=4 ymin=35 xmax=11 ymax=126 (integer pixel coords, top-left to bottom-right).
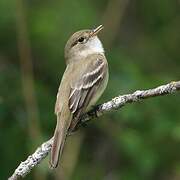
xmin=90 ymin=25 xmax=104 ymax=37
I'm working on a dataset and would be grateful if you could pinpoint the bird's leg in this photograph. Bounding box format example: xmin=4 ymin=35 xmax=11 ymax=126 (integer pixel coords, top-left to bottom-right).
xmin=88 ymin=105 xmax=100 ymax=118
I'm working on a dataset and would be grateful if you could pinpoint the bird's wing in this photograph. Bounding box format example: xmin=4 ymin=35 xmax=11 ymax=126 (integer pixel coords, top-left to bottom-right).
xmin=68 ymin=54 xmax=107 ymax=131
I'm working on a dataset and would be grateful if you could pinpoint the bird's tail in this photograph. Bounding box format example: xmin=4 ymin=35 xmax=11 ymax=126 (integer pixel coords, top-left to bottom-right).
xmin=50 ymin=107 xmax=72 ymax=168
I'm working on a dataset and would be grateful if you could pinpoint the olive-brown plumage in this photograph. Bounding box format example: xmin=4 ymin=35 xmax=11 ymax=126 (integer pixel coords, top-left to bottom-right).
xmin=50 ymin=25 xmax=109 ymax=168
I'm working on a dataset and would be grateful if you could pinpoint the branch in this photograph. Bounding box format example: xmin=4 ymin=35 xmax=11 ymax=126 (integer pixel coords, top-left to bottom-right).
xmin=9 ymin=81 xmax=180 ymax=180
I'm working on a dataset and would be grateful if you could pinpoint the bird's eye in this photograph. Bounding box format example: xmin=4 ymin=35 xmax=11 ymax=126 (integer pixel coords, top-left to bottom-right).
xmin=78 ymin=37 xmax=85 ymax=43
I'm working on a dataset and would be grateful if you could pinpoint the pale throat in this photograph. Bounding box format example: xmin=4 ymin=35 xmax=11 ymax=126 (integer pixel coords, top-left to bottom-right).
xmin=77 ymin=37 xmax=104 ymax=58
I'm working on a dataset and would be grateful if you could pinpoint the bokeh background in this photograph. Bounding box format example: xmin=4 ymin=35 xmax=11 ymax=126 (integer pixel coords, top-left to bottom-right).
xmin=0 ymin=0 xmax=180 ymax=179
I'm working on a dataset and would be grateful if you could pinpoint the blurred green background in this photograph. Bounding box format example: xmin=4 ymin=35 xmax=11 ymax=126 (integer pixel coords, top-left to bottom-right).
xmin=0 ymin=0 xmax=180 ymax=179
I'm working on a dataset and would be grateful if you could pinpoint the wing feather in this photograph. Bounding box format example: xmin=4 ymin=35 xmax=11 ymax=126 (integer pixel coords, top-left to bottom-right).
xmin=69 ymin=58 xmax=105 ymax=114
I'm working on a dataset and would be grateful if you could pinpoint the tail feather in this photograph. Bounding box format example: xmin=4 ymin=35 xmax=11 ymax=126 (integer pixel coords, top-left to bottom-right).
xmin=50 ymin=108 xmax=72 ymax=168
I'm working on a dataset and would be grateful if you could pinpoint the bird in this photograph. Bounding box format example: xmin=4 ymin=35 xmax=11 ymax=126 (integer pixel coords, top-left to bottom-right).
xmin=50 ymin=25 xmax=109 ymax=168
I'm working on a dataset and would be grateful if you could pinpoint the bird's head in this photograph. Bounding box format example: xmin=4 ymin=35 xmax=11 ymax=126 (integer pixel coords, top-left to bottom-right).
xmin=65 ymin=25 xmax=104 ymax=64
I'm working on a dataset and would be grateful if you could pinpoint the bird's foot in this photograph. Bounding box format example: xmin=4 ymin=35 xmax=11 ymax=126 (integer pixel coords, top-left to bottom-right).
xmin=88 ymin=105 xmax=99 ymax=118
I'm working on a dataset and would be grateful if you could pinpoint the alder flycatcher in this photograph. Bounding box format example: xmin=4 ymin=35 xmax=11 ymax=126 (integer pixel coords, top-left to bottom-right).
xmin=50 ymin=25 xmax=109 ymax=168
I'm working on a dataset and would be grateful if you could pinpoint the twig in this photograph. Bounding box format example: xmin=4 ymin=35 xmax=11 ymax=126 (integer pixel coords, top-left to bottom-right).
xmin=8 ymin=81 xmax=180 ymax=180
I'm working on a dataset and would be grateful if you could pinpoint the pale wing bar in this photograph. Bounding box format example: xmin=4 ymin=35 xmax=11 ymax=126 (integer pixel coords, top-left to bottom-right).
xmin=69 ymin=59 xmax=105 ymax=114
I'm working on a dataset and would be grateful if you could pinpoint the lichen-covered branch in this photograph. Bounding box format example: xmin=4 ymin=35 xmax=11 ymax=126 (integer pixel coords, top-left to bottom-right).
xmin=8 ymin=81 xmax=180 ymax=180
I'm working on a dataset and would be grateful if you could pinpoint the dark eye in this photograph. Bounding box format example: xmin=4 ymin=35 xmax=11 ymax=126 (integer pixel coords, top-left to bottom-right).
xmin=78 ymin=37 xmax=85 ymax=43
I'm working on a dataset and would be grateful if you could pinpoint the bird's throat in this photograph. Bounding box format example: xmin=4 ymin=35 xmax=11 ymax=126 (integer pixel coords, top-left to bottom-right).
xmin=76 ymin=37 xmax=104 ymax=58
